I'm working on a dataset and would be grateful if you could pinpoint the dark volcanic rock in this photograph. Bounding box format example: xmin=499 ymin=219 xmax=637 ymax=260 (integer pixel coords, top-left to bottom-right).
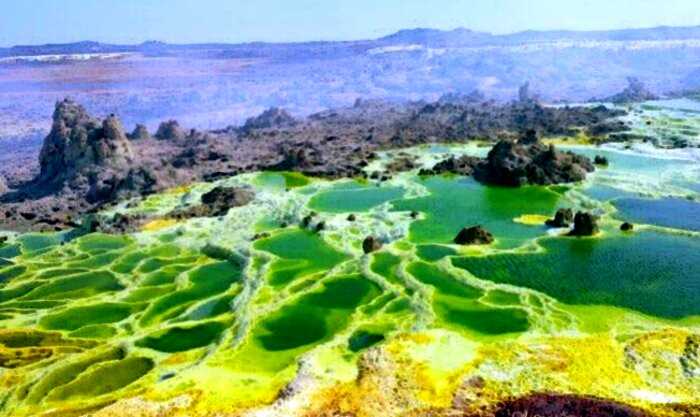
xmin=422 ymin=155 xmax=482 ymax=176
xmin=602 ymin=77 xmax=658 ymax=104
xmin=0 ymin=95 xmax=629 ymax=233
xmin=454 ymin=225 xmax=494 ymax=245
xmin=494 ymin=393 xmax=651 ymax=417
xmin=170 ymin=186 xmax=255 ymax=219
xmin=243 ymin=107 xmax=297 ymax=132
xmin=37 ymin=100 xmax=133 ymax=186
xmin=128 ymin=124 xmax=150 ymax=140
xmin=155 ymin=120 xmax=186 ymax=141
xmin=545 ymin=208 xmax=574 ymax=228
xmin=569 ymin=211 xmax=599 ymax=236
xmin=385 ymin=154 xmax=418 ymax=173
xmin=620 ymin=222 xmax=634 ymax=232
xmin=594 ymin=155 xmax=609 ymax=166
xmin=473 ymin=133 xmax=594 ymax=186
xmin=362 ymin=236 xmax=382 ymax=254
xmin=438 ymin=90 xmax=486 ymax=105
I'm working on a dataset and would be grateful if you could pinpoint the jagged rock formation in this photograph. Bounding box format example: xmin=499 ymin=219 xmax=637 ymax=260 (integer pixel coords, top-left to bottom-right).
xmin=545 ymin=208 xmax=574 ymax=228
xmin=37 ymin=100 xmax=133 ymax=186
xmin=128 ymin=124 xmax=150 ymax=140
xmin=454 ymin=225 xmax=494 ymax=245
xmin=0 ymin=95 xmax=628 ymax=232
xmin=420 ymin=155 xmax=481 ymax=176
xmin=601 ymin=77 xmax=658 ymax=104
xmin=473 ymin=133 xmax=595 ymax=186
xmin=155 ymin=120 xmax=186 ymax=141
xmin=243 ymin=107 xmax=297 ymax=132
xmin=170 ymin=186 xmax=255 ymax=219
xmin=518 ymin=81 xmax=539 ymax=103
xmin=569 ymin=212 xmax=599 ymax=236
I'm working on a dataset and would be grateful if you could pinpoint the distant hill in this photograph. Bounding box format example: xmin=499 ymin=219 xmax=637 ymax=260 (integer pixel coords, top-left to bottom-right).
xmin=5 ymin=24 xmax=700 ymax=58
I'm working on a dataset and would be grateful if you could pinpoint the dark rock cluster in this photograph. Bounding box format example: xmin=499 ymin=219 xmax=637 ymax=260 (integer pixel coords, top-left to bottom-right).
xmin=419 ymin=155 xmax=481 ymax=176
xmin=128 ymin=124 xmax=150 ymax=140
xmin=242 ymin=107 xmax=298 ymax=132
xmin=155 ymin=120 xmax=186 ymax=141
xmin=594 ymin=155 xmax=609 ymax=166
xmin=454 ymin=225 xmax=494 ymax=245
xmin=169 ymin=186 xmax=255 ymax=219
xmin=0 ymin=95 xmax=629 ymax=232
xmin=601 ymin=77 xmax=658 ymax=104
xmin=473 ymin=133 xmax=595 ymax=186
xmin=493 ymin=393 xmax=651 ymax=417
xmin=37 ymin=100 xmax=133 ymax=186
xmin=569 ymin=212 xmax=599 ymax=236
xmin=545 ymin=208 xmax=574 ymax=228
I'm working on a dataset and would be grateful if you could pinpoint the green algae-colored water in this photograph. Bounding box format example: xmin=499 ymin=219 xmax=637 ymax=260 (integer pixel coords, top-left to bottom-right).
xmin=1 ymin=119 xmax=699 ymax=416
xmin=392 ymin=177 xmax=560 ymax=247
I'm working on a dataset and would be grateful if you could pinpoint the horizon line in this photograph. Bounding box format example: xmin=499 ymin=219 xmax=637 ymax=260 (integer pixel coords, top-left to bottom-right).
xmin=4 ymin=22 xmax=700 ymax=49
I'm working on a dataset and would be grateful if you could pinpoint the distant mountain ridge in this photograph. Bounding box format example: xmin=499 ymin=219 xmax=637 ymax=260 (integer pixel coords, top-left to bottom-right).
xmin=4 ymin=24 xmax=700 ymax=57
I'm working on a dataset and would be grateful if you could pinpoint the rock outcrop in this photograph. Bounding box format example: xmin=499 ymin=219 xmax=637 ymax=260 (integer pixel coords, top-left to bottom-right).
xmin=602 ymin=77 xmax=658 ymax=104
xmin=545 ymin=208 xmax=573 ymax=228
xmin=155 ymin=120 xmax=186 ymax=141
xmin=362 ymin=236 xmax=382 ymax=254
xmin=0 ymin=176 xmax=7 ymax=194
xmin=494 ymin=393 xmax=651 ymax=417
xmin=170 ymin=186 xmax=255 ymax=219
xmin=128 ymin=124 xmax=150 ymax=140
xmin=420 ymin=155 xmax=481 ymax=176
xmin=569 ymin=212 xmax=599 ymax=236
xmin=473 ymin=132 xmax=594 ymax=186
xmin=594 ymin=155 xmax=609 ymax=166
xmin=454 ymin=225 xmax=494 ymax=245
xmin=37 ymin=100 xmax=133 ymax=186
xmin=243 ymin=107 xmax=297 ymax=132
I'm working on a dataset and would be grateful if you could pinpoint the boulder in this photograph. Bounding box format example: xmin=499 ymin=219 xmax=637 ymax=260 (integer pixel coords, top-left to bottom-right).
xmin=569 ymin=212 xmax=599 ymax=236
xmin=594 ymin=155 xmax=609 ymax=166
xmin=362 ymin=236 xmax=382 ymax=254
xmin=454 ymin=225 xmax=494 ymax=245
xmin=170 ymin=186 xmax=255 ymax=219
xmin=155 ymin=120 xmax=186 ymax=141
xmin=545 ymin=208 xmax=574 ymax=228
xmin=128 ymin=124 xmax=150 ymax=140
xmin=620 ymin=222 xmax=634 ymax=232
xmin=347 ymin=214 xmax=356 ymax=222
xmin=473 ymin=132 xmax=594 ymax=186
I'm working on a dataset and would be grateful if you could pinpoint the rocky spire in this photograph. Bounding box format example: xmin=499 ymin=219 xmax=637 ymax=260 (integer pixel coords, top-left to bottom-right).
xmin=37 ymin=99 xmax=133 ymax=185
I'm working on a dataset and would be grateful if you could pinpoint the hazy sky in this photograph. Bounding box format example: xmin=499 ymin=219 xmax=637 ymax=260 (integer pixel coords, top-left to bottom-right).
xmin=2 ymin=0 xmax=700 ymax=46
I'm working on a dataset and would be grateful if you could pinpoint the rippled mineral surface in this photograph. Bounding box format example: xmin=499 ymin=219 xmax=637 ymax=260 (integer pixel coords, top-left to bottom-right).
xmin=1 ymin=103 xmax=699 ymax=417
